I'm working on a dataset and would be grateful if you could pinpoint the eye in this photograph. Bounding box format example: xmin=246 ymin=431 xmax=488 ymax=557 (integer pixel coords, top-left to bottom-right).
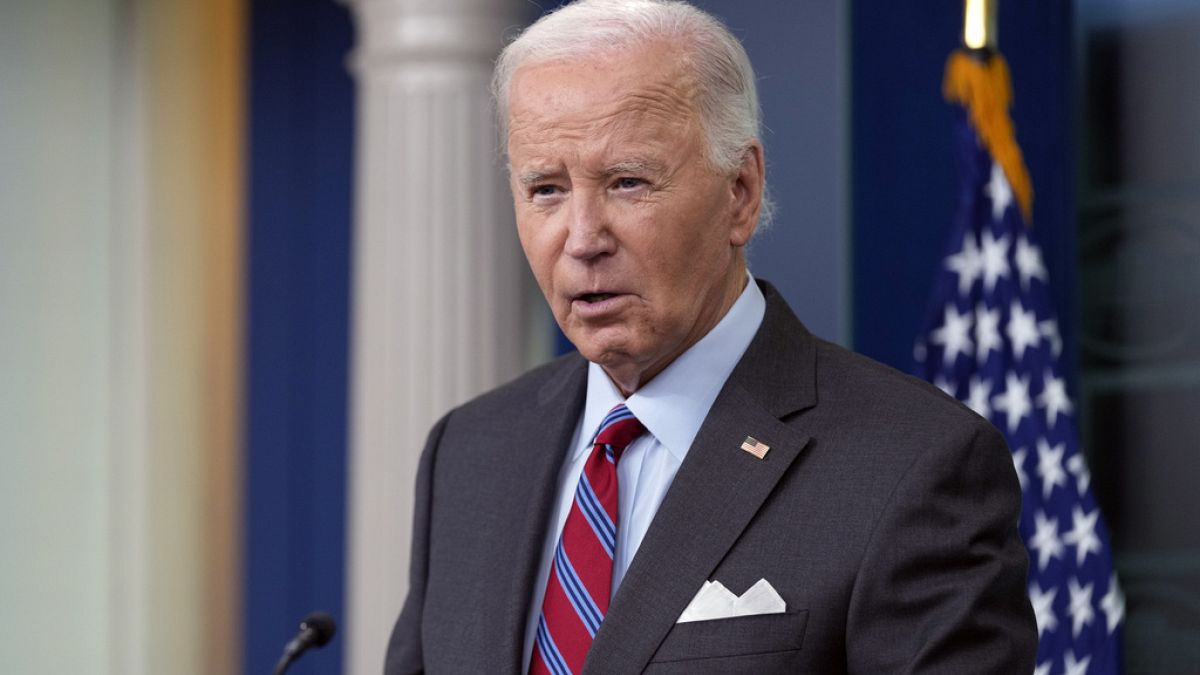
xmin=528 ymin=184 xmax=567 ymax=205
xmin=527 ymin=183 xmax=567 ymax=208
xmin=614 ymin=177 xmax=645 ymax=191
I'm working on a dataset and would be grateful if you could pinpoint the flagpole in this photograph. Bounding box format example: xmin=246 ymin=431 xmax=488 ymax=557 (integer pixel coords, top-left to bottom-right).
xmin=962 ymin=0 xmax=997 ymax=52
xmin=945 ymin=0 xmax=1034 ymax=224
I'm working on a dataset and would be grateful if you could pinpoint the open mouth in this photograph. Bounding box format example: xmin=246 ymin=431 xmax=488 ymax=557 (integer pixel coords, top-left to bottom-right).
xmin=578 ymin=292 xmax=619 ymax=303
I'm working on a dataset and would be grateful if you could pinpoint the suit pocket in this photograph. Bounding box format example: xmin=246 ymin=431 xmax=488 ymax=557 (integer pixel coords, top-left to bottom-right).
xmin=649 ymin=609 xmax=809 ymax=663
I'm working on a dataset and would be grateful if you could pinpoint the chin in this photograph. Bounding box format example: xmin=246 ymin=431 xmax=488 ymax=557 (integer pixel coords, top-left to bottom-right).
xmin=573 ymin=341 xmax=625 ymax=366
xmin=571 ymin=335 xmax=637 ymax=369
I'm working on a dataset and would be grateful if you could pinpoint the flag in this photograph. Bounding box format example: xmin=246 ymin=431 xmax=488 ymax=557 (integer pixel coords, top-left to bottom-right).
xmin=914 ymin=49 xmax=1123 ymax=675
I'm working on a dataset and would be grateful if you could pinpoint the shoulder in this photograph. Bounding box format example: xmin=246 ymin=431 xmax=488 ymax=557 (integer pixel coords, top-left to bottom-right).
xmin=793 ymin=335 xmax=1009 ymax=481
xmin=439 ymin=350 xmax=587 ymax=427
xmin=749 ymin=277 xmax=1000 ymax=453
xmin=814 ymin=337 xmax=991 ymax=434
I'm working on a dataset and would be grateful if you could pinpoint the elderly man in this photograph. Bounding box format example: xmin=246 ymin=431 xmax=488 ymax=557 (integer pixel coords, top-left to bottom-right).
xmin=386 ymin=1 xmax=1036 ymax=673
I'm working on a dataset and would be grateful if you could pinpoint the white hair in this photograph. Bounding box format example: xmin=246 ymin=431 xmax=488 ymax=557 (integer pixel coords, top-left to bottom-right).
xmin=492 ymin=0 xmax=763 ymax=179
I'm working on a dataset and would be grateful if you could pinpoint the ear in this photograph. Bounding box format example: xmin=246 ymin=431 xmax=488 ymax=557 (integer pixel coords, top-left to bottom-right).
xmin=728 ymin=142 xmax=765 ymax=247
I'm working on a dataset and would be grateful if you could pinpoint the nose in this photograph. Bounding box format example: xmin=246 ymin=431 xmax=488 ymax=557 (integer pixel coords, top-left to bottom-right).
xmin=562 ymin=189 xmax=615 ymax=261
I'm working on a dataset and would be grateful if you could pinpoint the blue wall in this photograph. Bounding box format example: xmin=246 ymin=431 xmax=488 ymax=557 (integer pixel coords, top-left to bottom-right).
xmin=852 ymin=0 xmax=1076 ymax=380
xmin=698 ymin=0 xmax=849 ymax=345
xmin=243 ymin=1 xmax=354 ymax=673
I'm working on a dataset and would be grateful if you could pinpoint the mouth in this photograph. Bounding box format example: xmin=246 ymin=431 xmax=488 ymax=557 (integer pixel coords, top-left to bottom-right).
xmin=576 ymin=292 xmax=620 ymax=303
xmin=569 ymin=290 xmax=631 ymax=318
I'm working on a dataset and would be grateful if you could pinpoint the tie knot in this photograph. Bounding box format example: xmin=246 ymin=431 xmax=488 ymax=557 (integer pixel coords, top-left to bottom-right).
xmin=593 ymin=404 xmax=646 ymax=456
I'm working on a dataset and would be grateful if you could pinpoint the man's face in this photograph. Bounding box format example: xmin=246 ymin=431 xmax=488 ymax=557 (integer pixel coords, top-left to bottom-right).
xmin=506 ymin=40 xmax=761 ymax=394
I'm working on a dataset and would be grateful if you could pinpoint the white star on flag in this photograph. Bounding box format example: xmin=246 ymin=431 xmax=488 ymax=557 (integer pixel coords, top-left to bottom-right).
xmin=1007 ymin=300 xmax=1040 ymax=361
xmin=966 ymin=375 xmax=993 ymax=419
xmin=1029 ymin=510 xmax=1064 ymax=571
xmin=1015 ymin=235 xmax=1049 ymax=290
xmin=1011 ymin=446 xmax=1028 ymax=491
xmin=1067 ymin=577 xmax=1096 ymax=638
xmin=979 ymin=229 xmax=1011 ymax=293
xmin=1101 ymin=573 xmax=1125 ymax=634
xmin=974 ymin=304 xmax=1002 ymax=364
xmin=1033 ymin=662 xmax=1051 ymax=675
xmin=1067 ymin=453 xmax=1092 ymax=494
xmin=1036 ymin=439 xmax=1067 ymax=499
xmin=985 ymin=161 xmax=1013 ymax=221
xmin=945 ymin=233 xmax=983 ymax=295
xmin=1039 ymin=319 xmax=1063 ymax=358
xmin=1064 ymin=650 xmax=1092 ymax=675
xmin=1063 ymin=506 xmax=1102 ymax=566
xmin=1036 ymin=369 xmax=1073 ymax=428
xmin=930 ymin=303 xmax=973 ymax=366
xmin=1029 ymin=582 xmax=1059 ymax=639
xmin=992 ymin=371 xmax=1032 ymax=433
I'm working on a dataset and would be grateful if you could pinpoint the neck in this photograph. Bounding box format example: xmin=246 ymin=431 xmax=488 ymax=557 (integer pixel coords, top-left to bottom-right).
xmin=603 ymin=266 xmax=748 ymax=396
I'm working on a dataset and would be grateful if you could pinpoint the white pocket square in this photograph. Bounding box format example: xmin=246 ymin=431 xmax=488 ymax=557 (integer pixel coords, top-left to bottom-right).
xmin=676 ymin=578 xmax=787 ymax=623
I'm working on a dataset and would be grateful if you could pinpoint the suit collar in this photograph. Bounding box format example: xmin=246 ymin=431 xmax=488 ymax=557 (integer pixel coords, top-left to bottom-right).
xmin=731 ymin=279 xmax=818 ymax=419
xmin=495 ymin=354 xmax=589 ymax=673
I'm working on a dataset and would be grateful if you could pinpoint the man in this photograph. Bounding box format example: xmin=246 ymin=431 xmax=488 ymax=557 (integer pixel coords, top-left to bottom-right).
xmin=386 ymin=1 xmax=1036 ymax=673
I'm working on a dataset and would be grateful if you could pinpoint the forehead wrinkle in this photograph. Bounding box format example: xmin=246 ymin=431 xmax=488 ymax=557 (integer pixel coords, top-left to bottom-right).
xmin=510 ymin=73 xmax=697 ymax=134
xmin=507 ymin=60 xmax=703 ymax=176
xmin=592 ymin=81 xmax=699 ymax=140
xmin=619 ymin=81 xmax=697 ymax=120
xmin=509 ymin=109 xmax=695 ymax=174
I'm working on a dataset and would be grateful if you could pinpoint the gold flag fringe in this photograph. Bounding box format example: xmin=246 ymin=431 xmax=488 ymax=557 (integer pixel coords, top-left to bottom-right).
xmin=943 ymin=49 xmax=1034 ymax=224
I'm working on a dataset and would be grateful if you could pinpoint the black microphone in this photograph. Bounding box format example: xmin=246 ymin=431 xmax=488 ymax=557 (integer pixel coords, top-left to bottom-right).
xmin=272 ymin=611 xmax=337 ymax=675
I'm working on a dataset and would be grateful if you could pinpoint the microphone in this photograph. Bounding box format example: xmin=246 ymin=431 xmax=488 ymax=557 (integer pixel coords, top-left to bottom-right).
xmin=272 ymin=611 xmax=337 ymax=675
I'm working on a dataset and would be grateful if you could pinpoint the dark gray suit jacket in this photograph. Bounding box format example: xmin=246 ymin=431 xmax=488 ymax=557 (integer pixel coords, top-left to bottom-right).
xmin=386 ymin=280 xmax=1037 ymax=674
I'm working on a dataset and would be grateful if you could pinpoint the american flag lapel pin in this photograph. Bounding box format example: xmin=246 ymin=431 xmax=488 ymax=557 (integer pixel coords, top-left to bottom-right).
xmin=740 ymin=436 xmax=770 ymax=459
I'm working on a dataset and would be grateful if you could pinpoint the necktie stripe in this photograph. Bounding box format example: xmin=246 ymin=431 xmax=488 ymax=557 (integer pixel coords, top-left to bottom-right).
xmin=538 ymin=570 xmax=594 ymax=670
xmin=558 ymin=513 xmax=615 ymax=605
xmin=600 ymin=407 xmax=635 ymax=429
xmin=535 ymin=616 xmax=571 ymax=675
xmin=554 ymin=546 xmax=603 ymax=635
xmin=583 ymin=455 xmax=619 ymax=522
xmin=574 ymin=477 xmax=616 ymax=555
xmin=531 ymin=404 xmax=645 ymax=675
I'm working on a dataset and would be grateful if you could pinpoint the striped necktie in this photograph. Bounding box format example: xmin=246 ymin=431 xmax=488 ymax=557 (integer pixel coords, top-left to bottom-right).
xmin=530 ymin=404 xmax=646 ymax=675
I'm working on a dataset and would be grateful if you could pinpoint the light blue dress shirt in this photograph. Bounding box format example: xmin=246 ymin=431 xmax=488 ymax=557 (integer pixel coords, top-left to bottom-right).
xmin=521 ymin=275 xmax=766 ymax=671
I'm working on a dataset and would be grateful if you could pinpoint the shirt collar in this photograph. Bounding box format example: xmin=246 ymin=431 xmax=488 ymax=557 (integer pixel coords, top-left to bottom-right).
xmin=576 ymin=273 xmax=766 ymax=461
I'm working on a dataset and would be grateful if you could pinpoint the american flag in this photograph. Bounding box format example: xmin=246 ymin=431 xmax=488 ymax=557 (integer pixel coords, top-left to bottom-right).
xmin=915 ymin=52 xmax=1124 ymax=675
xmin=740 ymin=436 xmax=771 ymax=459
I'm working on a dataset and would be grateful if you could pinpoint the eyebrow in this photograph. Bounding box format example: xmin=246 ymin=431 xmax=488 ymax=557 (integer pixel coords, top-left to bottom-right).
xmin=516 ymin=160 xmax=667 ymax=187
xmin=602 ymin=160 xmax=665 ymax=177
xmin=517 ymin=169 xmax=560 ymax=187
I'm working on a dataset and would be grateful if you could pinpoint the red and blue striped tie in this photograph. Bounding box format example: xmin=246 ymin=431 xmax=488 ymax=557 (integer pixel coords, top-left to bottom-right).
xmin=530 ymin=404 xmax=646 ymax=675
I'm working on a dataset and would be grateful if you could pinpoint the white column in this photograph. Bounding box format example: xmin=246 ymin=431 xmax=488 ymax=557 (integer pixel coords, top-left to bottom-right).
xmin=0 ymin=2 xmax=118 ymax=671
xmin=1 ymin=2 xmax=244 ymax=673
xmin=342 ymin=1 xmax=535 ymax=673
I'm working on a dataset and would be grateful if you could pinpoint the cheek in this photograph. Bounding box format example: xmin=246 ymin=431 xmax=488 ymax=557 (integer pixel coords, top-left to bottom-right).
xmin=639 ymin=218 xmax=715 ymax=281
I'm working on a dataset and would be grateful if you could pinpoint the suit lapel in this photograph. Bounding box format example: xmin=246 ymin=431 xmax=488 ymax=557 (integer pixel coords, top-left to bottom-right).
xmin=584 ymin=282 xmax=820 ymax=674
xmin=492 ymin=355 xmax=589 ymax=674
